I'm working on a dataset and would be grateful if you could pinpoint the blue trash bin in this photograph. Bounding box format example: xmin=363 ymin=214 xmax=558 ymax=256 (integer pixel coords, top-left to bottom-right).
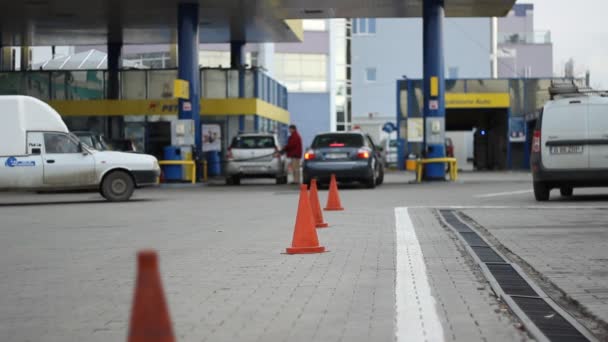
xmin=163 ymin=146 xmax=182 ymax=181
xmin=206 ymin=151 xmax=221 ymax=177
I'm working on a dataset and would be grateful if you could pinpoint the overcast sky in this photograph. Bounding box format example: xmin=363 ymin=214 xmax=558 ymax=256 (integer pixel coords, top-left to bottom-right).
xmin=525 ymin=0 xmax=608 ymax=88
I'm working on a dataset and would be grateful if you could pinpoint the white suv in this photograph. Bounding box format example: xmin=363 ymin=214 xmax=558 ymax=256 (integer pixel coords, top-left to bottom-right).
xmin=225 ymin=133 xmax=287 ymax=185
xmin=531 ymin=95 xmax=608 ymax=201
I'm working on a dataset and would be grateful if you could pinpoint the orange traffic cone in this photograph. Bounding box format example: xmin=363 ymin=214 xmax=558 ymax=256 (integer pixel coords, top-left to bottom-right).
xmin=128 ymin=250 xmax=175 ymax=342
xmin=309 ymin=179 xmax=328 ymax=228
xmin=324 ymin=174 xmax=344 ymax=211
xmin=286 ymin=185 xmax=326 ymax=254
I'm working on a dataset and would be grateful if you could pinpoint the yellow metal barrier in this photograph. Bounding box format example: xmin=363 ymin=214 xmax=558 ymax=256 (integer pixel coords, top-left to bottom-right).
xmin=158 ymin=160 xmax=197 ymax=184
xmin=415 ymin=158 xmax=458 ymax=183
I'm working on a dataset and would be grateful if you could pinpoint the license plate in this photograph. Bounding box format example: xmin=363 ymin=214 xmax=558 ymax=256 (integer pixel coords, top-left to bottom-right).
xmin=550 ymin=146 xmax=583 ymax=154
xmin=325 ymin=153 xmax=347 ymax=159
xmin=242 ymin=165 xmax=265 ymax=171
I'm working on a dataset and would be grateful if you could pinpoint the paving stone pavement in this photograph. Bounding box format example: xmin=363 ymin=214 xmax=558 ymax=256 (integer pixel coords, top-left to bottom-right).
xmin=407 ymin=209 xmax=529 ymax=342
xmin=0 ymin=188 xmax=396 ymax=342
xmin=462 ymin=208 xmax=608 ymax=333
xmin=1 ymin=172 xmax=607 ymax=341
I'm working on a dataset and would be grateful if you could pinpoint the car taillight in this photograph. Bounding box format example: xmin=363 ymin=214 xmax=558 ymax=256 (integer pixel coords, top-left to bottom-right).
xmin=532 ymin=130 xmax=541 ymax=153
xmin=304 ymin=150 xmax=316 ymax=160
xmin=357 ymin=148 xmax=370 ymax=159
xmin=227 ymin=148 xmax=234 ymax=160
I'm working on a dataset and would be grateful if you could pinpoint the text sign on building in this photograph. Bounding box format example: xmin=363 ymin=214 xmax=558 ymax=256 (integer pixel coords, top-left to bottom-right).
xmin=445 ymin=93 xmax=510 ymax=109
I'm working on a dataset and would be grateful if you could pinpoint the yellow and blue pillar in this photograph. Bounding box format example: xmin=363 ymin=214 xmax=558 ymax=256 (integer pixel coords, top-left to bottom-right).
xmin=178 ymin=3 xmax=201 ymax=156
xmin=422 ymin=0 xmax=446 ymax=180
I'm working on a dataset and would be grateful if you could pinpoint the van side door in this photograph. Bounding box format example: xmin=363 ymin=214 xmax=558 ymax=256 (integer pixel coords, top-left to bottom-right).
xmin=0 ymin=133 xmax=44 ymax=190
xmin=42 ymin=132 xmax=96 ymax=187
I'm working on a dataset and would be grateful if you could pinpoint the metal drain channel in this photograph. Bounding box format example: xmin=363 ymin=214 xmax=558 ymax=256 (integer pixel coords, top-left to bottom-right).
xmin=438 ymin=210 xmax=597 ymax=342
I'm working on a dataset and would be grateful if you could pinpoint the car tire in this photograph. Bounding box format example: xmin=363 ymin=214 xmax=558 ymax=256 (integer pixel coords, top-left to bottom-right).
xmin=533 ymin=181 xmax=550 ymax=201
xmin=276 ymin=175 xmax=288 ymax=185
xmin=376 ymin=165 xmax=384 ymax=186
xmin=366 ymin=168 xmax=377 ymax=189
xmin=560 ymin=186 xmax=573 ymax=197
xmin=100 ymin=170 xmax=135 ymax=202
xmin=226 ymin=175 xmax=241 ymax=185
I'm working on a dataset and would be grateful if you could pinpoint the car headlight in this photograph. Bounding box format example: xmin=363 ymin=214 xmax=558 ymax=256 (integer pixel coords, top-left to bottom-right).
xmin=153 ymin=160 xmax=160 ymax=171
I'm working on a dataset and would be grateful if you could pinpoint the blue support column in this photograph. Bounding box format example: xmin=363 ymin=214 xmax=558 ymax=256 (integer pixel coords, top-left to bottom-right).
xmin=177 ymin=3 xmax=201 ymax=156
xmin=231 ymin=41 xmax=246 ymax=132
xmin=107 ymin=42 xmax=123 ymax=139
xmin=422 ymin=0 xmax=446 ymax=180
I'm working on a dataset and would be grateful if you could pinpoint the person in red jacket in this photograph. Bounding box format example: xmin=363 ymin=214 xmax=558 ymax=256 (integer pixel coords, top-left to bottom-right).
xmin=282 ymin=125 xmax=303 ymax=184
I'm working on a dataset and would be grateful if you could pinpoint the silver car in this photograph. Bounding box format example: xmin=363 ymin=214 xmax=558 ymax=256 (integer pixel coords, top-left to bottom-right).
xmin=225 ymin=133 xmax=287 ymax=185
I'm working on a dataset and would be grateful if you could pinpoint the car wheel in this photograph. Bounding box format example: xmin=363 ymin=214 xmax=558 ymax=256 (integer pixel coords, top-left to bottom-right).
xmin=366 ymin=168 xmax=377 ymax=189
xmin=560 ymin=186 xmax=573 ymax=197
xmin=276 ymin=175 xmax=288 ymax=185
xmin=376 ymin=165 xmax=384 ymax=186
xmin=226 ymin=176 xmax=234 ymax=185
xmin=533 ymin=181 xmax=550 ymax=201
xmin=233 ymin=176 xmax=241 ymax=185
xmin=101 ymin=170 xmax=135 ymax=202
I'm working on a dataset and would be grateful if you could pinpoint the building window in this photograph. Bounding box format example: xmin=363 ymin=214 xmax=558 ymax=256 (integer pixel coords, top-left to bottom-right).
xmin=353 ymin=18 xmax=376 ymax=35
xmin=365 ymin=67 xmax=377 ymax=82
xmin=274 ymin=53 xmax=327 ymax=92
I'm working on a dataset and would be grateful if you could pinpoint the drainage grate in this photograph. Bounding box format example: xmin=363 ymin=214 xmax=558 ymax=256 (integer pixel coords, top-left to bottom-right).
xmin=440 ymin=210 xmax=473 ymax=233
xmin=459 ymin=232 xmax=489 ymax=247
xmin=486 ymin=264 xmax=538 ymax=297
xmin=471 ymin=246 xmax=506 ymax=263
xmin=438 ymin=210 xmax=594 ymax=342
xmin=511 ymin=297 xmax=589 ymax=342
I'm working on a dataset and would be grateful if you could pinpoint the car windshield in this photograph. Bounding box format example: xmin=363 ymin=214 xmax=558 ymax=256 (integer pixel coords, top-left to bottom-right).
xmin=389 ymin=139 xmax=398 ymax=148
xmin=231 ymin=136 xmax=276 ymax=149
xmin=312 ymin=134 xmax=364 ymax=148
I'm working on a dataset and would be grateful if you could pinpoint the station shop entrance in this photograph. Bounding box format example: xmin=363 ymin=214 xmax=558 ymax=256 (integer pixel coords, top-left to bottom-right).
xmin=446 ymin=108 xmax=508 ymax=170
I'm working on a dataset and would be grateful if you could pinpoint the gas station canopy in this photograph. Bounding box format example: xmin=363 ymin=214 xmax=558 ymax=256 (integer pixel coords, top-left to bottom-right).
xmin=0 ymin=0 xmax=515 ymax=45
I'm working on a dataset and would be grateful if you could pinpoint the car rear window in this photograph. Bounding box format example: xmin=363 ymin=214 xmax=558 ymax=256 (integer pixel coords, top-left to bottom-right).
xmin=231 ymin=136 xmax=276 ymax=149
xmin=312 ymin=134 xmax=364 ymax=148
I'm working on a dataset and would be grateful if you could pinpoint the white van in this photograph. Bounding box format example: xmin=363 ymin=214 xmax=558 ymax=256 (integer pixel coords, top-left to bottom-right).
xmin=531 ymin=95 xmax=608 ymax=201
xmin=0 ymin=96 xmax=160 ymax=201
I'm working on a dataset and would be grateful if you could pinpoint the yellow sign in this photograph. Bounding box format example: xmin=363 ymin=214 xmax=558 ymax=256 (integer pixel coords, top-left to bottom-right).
xmin=430 ymin=77 xmax=439 ymax=97
xmin=445 ymin=93 xmax=510 ymax=108
xmin=48 ymin=98 xmax=290 ymax=124
xmin=173 ymin=79 xmax=190 ymax=99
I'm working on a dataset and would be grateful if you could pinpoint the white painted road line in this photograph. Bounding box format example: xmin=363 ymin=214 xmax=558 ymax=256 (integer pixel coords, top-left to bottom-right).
xmin=474 ymin=189 xmax=533 ymax=198
xmin=394 ymin=207 xmax=445 ymax=342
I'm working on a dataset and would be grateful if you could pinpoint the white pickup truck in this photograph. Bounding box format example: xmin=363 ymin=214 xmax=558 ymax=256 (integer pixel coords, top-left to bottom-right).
xmin=0 ymin=96 xmax=160 ymax=201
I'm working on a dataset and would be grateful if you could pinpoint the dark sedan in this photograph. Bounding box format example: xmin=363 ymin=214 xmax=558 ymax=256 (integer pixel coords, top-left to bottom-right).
xmin=302 ymin=132 xmax=384 ymax=188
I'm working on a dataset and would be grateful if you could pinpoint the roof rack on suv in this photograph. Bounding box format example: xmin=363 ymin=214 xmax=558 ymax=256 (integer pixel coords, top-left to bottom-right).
xmin=549 ymin=80 xmax=608 ymax=99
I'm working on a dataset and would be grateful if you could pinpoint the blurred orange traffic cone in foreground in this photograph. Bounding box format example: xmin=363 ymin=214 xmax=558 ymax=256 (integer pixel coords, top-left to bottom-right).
xmin=286 ymin=185 xmax=326 ymax=254
xmin=324 ymin=174 xmax=344 ymax=211
xmin=309 ymin=179 xmax=328 ymax=228
xmin=128 ymin=250 xmax=175 ymax=342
